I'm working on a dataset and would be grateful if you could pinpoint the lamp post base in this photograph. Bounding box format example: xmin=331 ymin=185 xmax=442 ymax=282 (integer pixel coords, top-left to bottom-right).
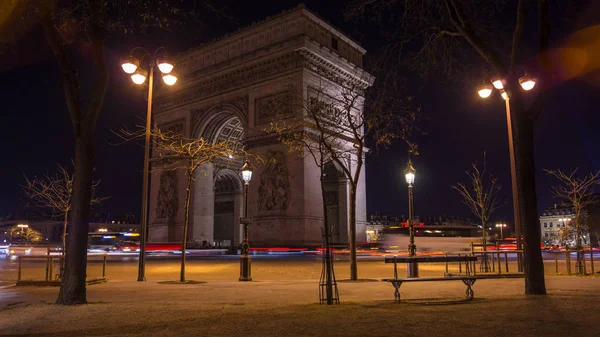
xmin=239 ymin=255 xmax=252 ymax=281
xmin=407 ymin=262 xmax=419 ymax=278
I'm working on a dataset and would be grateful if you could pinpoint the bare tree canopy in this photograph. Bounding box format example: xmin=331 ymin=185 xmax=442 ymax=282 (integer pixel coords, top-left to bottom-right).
xmin=266 ymin=63 xmax=420 ymax=280
xmin=545 ymin=168 xmax=599 ymax=249
xmin=346 ymin=0 xmax=564 ymax=294
xmin=453 ymin=154 xmax=502 ymax=228
xmin=453 ymin=153 xmax=502 ymax=266
xmin=120 ymin=125 xmax=256 ymax=283
xmin=22 ymin=164 xmax=106 ymax=278
xmin=8 ymin=225 xmax=42 ymax=243
xmin=0 ymin=0 xmax=226 ymax=305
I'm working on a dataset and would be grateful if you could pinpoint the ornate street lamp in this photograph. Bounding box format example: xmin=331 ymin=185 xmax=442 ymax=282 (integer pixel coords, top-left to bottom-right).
xmin=121 ymin=47 xmax=178 ymax=282
xmin=476 ymin=74 xmax=537 ymax=270
xmin=404 ymin=159 xmax=418 ymax=278
xmin=239 ymin=160 xmax=253 ymax=281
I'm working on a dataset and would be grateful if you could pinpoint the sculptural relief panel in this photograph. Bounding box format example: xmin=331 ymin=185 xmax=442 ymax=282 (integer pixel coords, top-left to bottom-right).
xmin=258 ymin=151 xmax=290 ymax=212
xmin=255 ymin=91 xmax=294 ymax=124
xmin=156 ymin=171 xmax=179 ymax=220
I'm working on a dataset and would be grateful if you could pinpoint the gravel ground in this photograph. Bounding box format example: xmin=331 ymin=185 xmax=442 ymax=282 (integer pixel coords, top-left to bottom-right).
xmin=1 ymin=276 xmax=599 ymax=337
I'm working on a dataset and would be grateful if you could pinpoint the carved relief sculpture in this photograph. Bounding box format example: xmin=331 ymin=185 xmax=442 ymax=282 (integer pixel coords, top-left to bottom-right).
xmin=255 ymin=91 xmax=294 ymax=123
xmin=258 ymin=151 xmax=290 ymax=211
xmin=156 ymin=171 xmax=179 ymax=220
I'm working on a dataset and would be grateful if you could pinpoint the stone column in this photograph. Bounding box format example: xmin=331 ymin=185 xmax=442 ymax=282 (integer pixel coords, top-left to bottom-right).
xmin=192 ymin=162 xmax=215 ymax=244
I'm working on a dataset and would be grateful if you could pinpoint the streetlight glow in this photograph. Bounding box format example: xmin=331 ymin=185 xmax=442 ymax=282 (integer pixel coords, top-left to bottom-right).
xmin=404 ymin=160 xmax=416 ymax=185
xmin=477 ymin=84 xmax=493 ymax=98
xmin=519 ymin=75 xmax=536 ymax=91
xmin=162 ymin=73 xmax=178 ymax=86
xmin=157 ymin=61 xmax=174 ymax=74
xmin=121 ymin=56 xmax=139 ymax=74
xmin=241 ymin=160 xmax=253 ymax=183
xmin=131 ymin=69 xmax=148 ymax=85
xmin=492 ymin=79 xmax=504 ymax=89
xmin=500 ymin=91 xmax=509 ymax=101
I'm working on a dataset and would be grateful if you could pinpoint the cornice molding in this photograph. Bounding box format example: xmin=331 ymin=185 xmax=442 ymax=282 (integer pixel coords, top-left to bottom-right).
xmin=155 ymin=49 xmax=371 ymax=114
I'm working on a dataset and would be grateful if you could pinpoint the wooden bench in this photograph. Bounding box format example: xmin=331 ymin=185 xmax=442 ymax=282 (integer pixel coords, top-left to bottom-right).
xmin=382 ymin=255 xmax=479 ymax=301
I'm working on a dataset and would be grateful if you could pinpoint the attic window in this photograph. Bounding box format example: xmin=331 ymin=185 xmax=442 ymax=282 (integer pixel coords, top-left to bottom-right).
xmin=331 ymin=37 xmax=338 ymax=50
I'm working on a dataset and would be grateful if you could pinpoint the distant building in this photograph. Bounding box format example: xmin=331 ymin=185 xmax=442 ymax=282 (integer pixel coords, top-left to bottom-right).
xmin=539 ymin=204 xmax=581 ymax=246
xmin=1 ymin=213 xmax=139 ymax=244
xmin=366 ymin=213 xmax=477 ymax=243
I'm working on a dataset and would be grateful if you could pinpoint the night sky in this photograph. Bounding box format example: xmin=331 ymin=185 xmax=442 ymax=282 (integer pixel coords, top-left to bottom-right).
xmin=0 ymin=0 xmax=598 ymax=228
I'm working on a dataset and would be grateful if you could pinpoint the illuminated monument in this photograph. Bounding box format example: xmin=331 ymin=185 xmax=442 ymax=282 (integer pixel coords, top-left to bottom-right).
xmin=148 ymin=5 xmax=370 ymax=247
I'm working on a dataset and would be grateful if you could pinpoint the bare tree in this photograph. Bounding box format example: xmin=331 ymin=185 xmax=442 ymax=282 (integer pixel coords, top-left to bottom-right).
xmin=266 ymin=65 xmax=419 ymax=281
xmin=267 ymin=102 xmax=341 ymax=303
xmin=453 ymin=154 xmax=502 ymax=271
xmin=545 ymin=168 xmax=599 ymax=273
xmin=8 ymin=225 xmax=43 ymax=244
xmin=0 ymin=0 xmax=225 ymax=304
xmin=346 ymin=0 xmax=580 ymax=294
xmin=22 ymin=164 xmax=106 ymax=277
xmin=121 ymin=126 xmax=253 ymax=283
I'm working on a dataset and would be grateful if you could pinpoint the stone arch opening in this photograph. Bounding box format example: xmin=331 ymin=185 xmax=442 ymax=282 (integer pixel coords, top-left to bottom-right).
xmin=192 ymin=113 xmax=245 ymax=249
xmin=323 ymin=162 xmax=349 ymax=245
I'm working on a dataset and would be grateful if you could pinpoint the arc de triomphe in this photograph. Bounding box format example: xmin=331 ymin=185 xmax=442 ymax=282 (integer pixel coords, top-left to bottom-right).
xmin=148 ymin=6 xmax=369 ymax=247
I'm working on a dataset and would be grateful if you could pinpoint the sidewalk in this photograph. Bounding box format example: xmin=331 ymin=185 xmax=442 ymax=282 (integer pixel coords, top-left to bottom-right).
xmin=1 ymin=276 xmax=599 ymax=336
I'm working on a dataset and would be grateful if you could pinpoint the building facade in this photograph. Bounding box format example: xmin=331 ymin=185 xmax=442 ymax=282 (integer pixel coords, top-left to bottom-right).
xmin=148 ymin=6 xmax=370 ymax=247
xmin=539 ymin=204 xmax=581 ymax=246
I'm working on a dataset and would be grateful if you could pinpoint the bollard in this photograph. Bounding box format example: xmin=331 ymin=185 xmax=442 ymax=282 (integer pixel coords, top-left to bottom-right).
xmin=17 ymin=257 xmax=22 ymax=282
xmin=497 ymin=252 xmax=502 ymax=274
xmin=582 ymin=251 xmax=587 ymax=275
xmin=48 ymin=257 xmax=53 ymax=281
xmin=591 ymin=250 xmax=595 ymax=274
xmin=555 ymin=252 xmax=559 ymax=274
xmin=102 ymin=254 xmax=107 ymax=278
xmin=445 ymin=253 xmax=449 ymax=274
xmin=45 ymin=256 xmax=50 ymax=281
xmin=566 ymin=250 xmax=572 ymax=275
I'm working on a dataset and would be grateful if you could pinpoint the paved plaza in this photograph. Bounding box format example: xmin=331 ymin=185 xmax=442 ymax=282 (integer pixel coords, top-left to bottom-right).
xmin=1 ymin=256 xmax=599 ymax=336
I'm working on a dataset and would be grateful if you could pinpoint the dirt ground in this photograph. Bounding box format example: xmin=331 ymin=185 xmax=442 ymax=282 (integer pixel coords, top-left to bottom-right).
xmin=1 ymin=275 xmax=599 ymax=337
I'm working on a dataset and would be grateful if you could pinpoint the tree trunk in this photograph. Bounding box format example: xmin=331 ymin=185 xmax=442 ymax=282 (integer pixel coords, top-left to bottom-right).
xmin=320 ymin=175 xmax=334 ymax=304
xmin=180 ymin=171 xmax=193 ymax=283
xmin=60 ymin=210 xmax=68 ymax=278
xmin=511 ymin=94 xmax=546 ymax=294
xmin=348 ymin=185 xmax=357 ymax=281
xmin=56 ymin=134 xmax=95 ymax=304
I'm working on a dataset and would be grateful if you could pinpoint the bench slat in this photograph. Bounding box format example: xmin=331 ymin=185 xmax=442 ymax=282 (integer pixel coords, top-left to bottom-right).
xmin=382 ymin=277 xmax=472 ymax=282
xmin=384 ymin=256 xmax=477 ymax=263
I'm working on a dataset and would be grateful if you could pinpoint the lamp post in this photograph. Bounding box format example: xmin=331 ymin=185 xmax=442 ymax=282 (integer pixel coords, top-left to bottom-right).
xmin=478 ymin=74 xmax=535 ymax=271
xmin=239 ymin=160 xmax=253 ymax=281
xmin=121 ymin=48 xmax=177 ymax=282
xmin=496 ymin=223 xmax=507 ymax=240
xmin=405 ymin=160 xmax=418 ymax=278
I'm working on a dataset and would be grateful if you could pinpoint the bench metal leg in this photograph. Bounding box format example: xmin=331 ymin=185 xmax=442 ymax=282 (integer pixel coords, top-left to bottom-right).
xmin=391 ymin=281 xmax=403 ymax=302
xmin=462 ymin=279 xmax=476 ymax=300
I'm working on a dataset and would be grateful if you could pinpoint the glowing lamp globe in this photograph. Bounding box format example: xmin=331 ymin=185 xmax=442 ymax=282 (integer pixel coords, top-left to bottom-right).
xmin=500 ymin=91 xmax=509 ymax=101
xmin=477 ymin=84 xmax=493 ymax=98
xmin=404 ymin=160 xmax=416 ymax=185
xmin=241 ymin=160 xmax=253 ymax=183
xmin=131 ymin=68 xmax=148 ymax=85
xmin=157 ymin=57 xmax=174 ymax=74
xmin=162 ymin=73 xmax=178 ymax=86
xmin=121 ymin=56 xmax=139 ymax=74
xmin=519 ymin=75 xmax=536 ymax=91
xmin=492 ymin=79 xmax=504 ymax=90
